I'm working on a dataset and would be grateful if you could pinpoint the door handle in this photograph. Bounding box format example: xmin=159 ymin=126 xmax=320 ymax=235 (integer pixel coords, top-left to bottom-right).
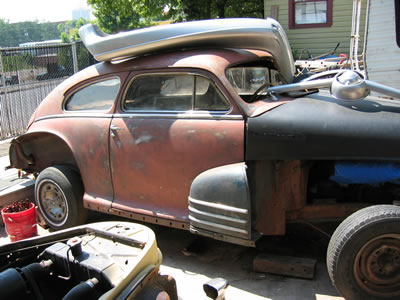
xmin=110 ymin=125 xmax=123 ymax=131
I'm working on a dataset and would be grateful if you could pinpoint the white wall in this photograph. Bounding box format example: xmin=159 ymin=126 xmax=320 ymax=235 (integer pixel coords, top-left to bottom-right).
xmin=365 ymin=0 xmax=400 ymax=90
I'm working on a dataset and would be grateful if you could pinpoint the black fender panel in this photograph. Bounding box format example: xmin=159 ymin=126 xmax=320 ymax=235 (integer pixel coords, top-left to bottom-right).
xmin=246 ymin=93 xmax=400 ymax=161
xmin=188 ymin=163 xmax=251 ymax=241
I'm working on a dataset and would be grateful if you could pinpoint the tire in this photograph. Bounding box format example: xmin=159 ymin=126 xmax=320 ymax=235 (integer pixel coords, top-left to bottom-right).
xmin=35 ymin=165 xmax=88 ymax=230
xmin=327 ymin=205 xmax=400 ymax=300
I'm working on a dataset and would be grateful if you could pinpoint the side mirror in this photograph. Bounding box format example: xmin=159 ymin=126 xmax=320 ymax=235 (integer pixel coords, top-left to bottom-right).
xmin=268 ymin=69 xmax=400 ymax=101
xmin=330 ymin=70 xmax=370 ymax=101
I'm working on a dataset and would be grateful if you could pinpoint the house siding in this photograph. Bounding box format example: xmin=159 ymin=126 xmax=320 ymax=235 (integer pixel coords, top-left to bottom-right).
xmin=264 ymin=0 xmax=366 ymax=59
xmin=365 ymin=0 xmax=400 ymax=90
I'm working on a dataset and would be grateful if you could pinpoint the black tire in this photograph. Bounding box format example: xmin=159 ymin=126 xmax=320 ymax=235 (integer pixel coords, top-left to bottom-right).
xmin=35 ymin=165 xmax=87 ymax=230
xmin=327 ymin=205 xmax=400 ymax=300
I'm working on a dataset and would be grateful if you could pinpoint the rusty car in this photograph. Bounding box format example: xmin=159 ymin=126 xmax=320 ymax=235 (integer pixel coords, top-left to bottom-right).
xmin=7 ymin=18 xmax=400 ymax=299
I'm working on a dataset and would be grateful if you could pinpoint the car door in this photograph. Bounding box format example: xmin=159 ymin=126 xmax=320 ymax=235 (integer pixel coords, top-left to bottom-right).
xmin=109 ymin=71 xmax=244 ymax=222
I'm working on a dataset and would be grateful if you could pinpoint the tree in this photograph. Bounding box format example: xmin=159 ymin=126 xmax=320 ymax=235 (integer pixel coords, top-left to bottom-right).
xmin=0 ymin=19 xmax=60 ymax=47
xmin=181 ymin=0 xmax=264 ymax=20
xmin=57 ymin=18 xmax=89 ymax=43
xmin=87 ymin=0 xmax=182 ymax=33
xmin=85 ymin=0 xmax=263 ymax=33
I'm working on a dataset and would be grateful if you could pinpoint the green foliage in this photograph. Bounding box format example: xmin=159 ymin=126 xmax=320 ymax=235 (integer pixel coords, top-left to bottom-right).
xmin=87 ymin=0 xmax=180 ymax=33
xmin=181 ymin=0 xmax=264 ymax=20
xmin=0 ymin=19 xmax=60 ymax=48
xmin=1 ymin=53 xmax=35 ymax=72
xmin=86 ymin=0 xmax=263 ymax=33
xmin=57 ymin=18 xmax=90 ymax=42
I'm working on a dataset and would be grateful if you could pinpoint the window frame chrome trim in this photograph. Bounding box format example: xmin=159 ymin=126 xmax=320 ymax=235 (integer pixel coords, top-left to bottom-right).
xmin=121 ymin=71 xmax=233 ymax=114
xmin=62 ymin=76 xmax=121 ymax=113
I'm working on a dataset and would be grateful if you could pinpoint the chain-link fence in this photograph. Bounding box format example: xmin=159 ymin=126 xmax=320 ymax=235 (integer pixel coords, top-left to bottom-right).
xmin=0 ymin=41 xmax=96 ymax=140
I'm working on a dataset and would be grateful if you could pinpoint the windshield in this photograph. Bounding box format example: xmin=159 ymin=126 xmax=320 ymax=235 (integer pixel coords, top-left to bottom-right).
xmin=227 ymin=66 xmax=281 ymax=96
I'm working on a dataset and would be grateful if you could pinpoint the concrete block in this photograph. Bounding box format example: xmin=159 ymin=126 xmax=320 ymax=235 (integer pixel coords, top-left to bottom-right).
xmin=253 ymin=253 xmax=317 ymax=279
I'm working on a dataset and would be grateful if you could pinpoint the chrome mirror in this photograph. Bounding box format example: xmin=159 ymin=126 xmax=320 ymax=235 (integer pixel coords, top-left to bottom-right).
xmin=330 ymin=71 xmax=370 ymax=101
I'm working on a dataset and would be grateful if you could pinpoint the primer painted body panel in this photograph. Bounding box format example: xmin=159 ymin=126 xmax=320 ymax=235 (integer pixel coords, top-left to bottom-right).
xmin=79 ymin=18 xmax=295 ymax=83
xmin=188 ymin=163 xmax=251 ymax=240
xmin=246 ymin=92 xmax=400 ymax=161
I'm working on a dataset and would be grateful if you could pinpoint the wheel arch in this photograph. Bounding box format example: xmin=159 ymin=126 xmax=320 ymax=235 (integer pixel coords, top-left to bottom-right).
xmin=9 ymin=131 xmax=80 ymax=175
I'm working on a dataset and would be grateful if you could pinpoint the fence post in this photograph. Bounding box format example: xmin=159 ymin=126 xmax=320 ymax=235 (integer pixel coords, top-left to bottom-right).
xmin=0 ymin=49 xmax=12 ymax=139
xmin=72 ymin=42 xmax=79 ymax=74
xmin=0 ymin=50 xmax=4 ymax=86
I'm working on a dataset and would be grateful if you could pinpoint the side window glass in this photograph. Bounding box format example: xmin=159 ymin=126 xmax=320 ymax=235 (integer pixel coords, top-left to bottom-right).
xmin=124 ymin=74 xmax=229 ymax=112
xmin=194 ymin=76 xmax=230 ymax=111
xmin=124 ymin=74 xmax=193 ymax=111
xmin=65 ymin=78 xmax=120 ymax=111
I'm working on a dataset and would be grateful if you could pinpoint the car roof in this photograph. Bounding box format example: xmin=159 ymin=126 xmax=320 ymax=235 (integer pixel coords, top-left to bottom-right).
xmin=35 ymin=48 xmax=274 ymax=118
xmin=59 ymin=48 xmax=274 ymax=93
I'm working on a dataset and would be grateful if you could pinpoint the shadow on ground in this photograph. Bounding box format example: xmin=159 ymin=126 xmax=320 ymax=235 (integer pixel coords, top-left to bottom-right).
xmin=87 ymin=212 xmax=341 ymax=300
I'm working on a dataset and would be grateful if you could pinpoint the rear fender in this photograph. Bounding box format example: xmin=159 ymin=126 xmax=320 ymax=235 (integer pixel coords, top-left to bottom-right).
xmin=8 ymin=132 xmax=78 ymax=174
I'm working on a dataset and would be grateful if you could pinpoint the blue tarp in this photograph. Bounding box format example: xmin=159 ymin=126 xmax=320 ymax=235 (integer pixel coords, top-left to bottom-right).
xmin=330 ymin=161 xmax=400 ymax=184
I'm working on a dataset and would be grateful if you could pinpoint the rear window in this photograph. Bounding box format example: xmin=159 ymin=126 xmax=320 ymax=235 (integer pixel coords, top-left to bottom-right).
xmin=65 ymin=77 xmax=121 ymax=111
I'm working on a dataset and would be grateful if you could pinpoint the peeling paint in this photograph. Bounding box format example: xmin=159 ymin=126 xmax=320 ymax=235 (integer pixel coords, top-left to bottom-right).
xmin=214 ymin=131 xmax=226 ymax=140
xmin=135 ymin=134 xmax=152 ymax=145
xmin=116 ymin=140 xmax=122 ymax=149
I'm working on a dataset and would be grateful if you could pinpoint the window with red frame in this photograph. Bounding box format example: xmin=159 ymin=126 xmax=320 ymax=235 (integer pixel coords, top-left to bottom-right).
xmin=289 ymin=0 xmax=332 ymax=29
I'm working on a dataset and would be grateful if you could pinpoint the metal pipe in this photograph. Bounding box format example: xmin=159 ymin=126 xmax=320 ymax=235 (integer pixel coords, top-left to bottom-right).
xmin=267 ymin=78 xmax=333 ymax=94
xmin=366 ymin=80 xmax=400 ymax=99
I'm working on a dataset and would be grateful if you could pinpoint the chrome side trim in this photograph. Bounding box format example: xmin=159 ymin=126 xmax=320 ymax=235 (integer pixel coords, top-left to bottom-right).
xmin=189 ymin=215 xmax=248 ymax=235
xmin=188 ymin=197 xmax=248 ymax=215
xmin=188 ymin=206 xmax=247 ymax=225
xmin=113 ymin=113 xmax=243 ymax=120
xmin=35 ymin=112 xmax=243 ymax=122
xmin=35 ymin=113 xmax=113 ymax=122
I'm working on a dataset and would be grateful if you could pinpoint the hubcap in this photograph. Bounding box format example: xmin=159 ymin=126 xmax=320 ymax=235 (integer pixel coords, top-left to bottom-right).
xmin=39 ymin=181 xmax=67 ymax=225
xmin=354 ymin=234 xmax=400 ymax=298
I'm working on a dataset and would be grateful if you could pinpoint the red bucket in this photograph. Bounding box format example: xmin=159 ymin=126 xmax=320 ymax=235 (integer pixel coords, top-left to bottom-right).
xmin=1 ymin=202 xmax=38 ymax=242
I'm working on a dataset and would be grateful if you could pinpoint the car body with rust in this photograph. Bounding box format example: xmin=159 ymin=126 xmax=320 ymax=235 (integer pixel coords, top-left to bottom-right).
xmin=7 ymin=18 xmax=400 ymax=299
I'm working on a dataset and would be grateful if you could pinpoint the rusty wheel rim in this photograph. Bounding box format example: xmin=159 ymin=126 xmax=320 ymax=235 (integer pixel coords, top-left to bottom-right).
xmin=38 ymin=180 xmax=68 ymax=225
xmin=354 ymin=233 xmax=400 ymax=298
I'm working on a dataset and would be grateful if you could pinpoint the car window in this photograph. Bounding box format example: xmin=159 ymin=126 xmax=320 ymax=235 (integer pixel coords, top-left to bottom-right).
xmin=123 ymin=74 xmax=230 ymax=112
xmin=226 ymin=66 xmax=281 ymax=100
xmin=65 ymin=77 xmax=121 ymax=111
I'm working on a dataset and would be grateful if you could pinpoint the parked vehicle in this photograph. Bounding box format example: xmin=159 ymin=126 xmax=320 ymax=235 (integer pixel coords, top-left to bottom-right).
xmin=0 ymin=74 xmax=19 ymax=86
xmin=36 ymin=65 xmax=72 ymax=81
xmin=7 ymin=18 xmax=400 ymax=299
xmin=0 ymin=221 xmax=177 ymax=299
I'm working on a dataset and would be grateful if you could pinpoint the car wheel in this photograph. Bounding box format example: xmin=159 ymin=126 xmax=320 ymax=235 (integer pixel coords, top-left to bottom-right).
xmin=327 ymin=205 xmax=400 ymax=300
xmin=35 ymin=165 xmax=87 ymax=230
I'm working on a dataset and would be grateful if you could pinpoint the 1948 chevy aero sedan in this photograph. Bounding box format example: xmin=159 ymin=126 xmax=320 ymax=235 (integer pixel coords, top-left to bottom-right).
xmin=7 ymin=18 xmax=400 ymax=299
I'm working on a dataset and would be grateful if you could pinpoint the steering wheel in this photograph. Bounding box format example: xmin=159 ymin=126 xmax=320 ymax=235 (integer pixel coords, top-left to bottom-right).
xmin=249 ymin=82 xmax=273 ymax=102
